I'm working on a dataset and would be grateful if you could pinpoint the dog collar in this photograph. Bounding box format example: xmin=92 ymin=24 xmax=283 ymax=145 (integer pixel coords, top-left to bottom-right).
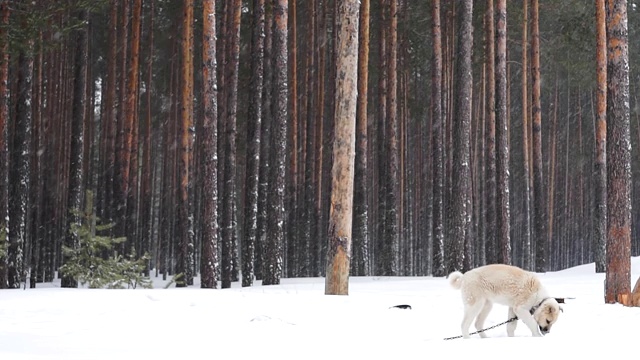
xmin=529 ymin=297 xmax=550 ymax=315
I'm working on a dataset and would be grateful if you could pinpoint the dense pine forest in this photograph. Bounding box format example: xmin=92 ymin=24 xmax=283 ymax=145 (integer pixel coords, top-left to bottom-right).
xmin=0 ymin=0 xmax=639 ymax=300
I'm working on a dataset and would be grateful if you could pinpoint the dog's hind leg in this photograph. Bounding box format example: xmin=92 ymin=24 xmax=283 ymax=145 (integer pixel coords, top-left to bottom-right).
xmin=461 ymin=300 xmax=485 ymax=339
xmin=475 ymin=301 xmax=493 ymax=338
xmin=506 ymin=307 xmax=517 ymax=337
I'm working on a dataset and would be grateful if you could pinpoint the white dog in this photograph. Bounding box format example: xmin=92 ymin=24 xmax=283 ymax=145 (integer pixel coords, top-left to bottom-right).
xmin=448 ymin=264 xmax=562 ymax=339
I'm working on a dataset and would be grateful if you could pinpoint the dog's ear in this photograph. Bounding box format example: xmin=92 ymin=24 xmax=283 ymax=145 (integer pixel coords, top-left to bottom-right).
xmin=554 ymin=297 xmax=566 ymax=304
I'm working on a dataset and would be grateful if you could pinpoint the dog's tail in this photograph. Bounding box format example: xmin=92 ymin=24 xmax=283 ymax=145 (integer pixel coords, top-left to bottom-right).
xmin=447 ymin=271 xmax=464 ymax=290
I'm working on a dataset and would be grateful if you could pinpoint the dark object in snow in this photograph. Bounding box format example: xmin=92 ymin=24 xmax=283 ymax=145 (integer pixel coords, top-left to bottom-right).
xmin=554 ymin=297 xmax=575 ymax=304
xmin=390 ymin=304 xmax=412 ymax=310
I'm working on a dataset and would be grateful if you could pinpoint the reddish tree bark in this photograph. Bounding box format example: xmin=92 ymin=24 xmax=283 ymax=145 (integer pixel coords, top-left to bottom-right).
xmin=594 ymin=0 xmax=607 ymax=274
xmin=325 ymin=0 xmax=360 ymax=295
xmin=201 ymin=0 xmax=220 ymax=289
xmin=605 ymin=0 xmax=631 ymax=304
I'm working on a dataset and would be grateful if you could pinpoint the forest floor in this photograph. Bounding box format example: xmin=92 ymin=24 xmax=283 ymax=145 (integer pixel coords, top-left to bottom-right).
xmin=1 ymin=257 xmax=639 ymax=360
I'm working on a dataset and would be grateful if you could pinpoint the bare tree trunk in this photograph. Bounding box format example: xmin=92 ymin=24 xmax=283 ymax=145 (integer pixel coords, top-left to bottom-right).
xmin=140 ymin=0 xmax=155 ymax=275
xmin=431 ymin=0 xmax=445 ymax=277
xmin=383 ymin=0 xmax=400 ymax=276
xmin=448 ymin=0 xmax=473 ymax=274
xmin=114 ymin=0 xmax=130 ymax=255
xmin=594 ymin=0 xmax=607 ymax=274
xmin=201 ymin=0 xmax=220 ymax=289
xmin=605 ymin=0 xmax=631 ymax=304
xmin=287 ymin=0 xmax=298 ymax=278
xmin=325 ymin=0 xmax=360 ymax=295
xmin=495 ymin=0 xmax=510 ymax=265
xmin=530 ymin=0 xmax=546 ymax=272
xmin=485 ymin=0 xmax=497 ymax=265
xmin=8 ymin=9 xmax=34 ymax=288
xmin=221 ymin=0 xmax=242 ymax=289
xmin=242 ymin=0 xmax=265 ymax=287
xmin=256 ymin=3 xmax=274 ymax=281
xmin=263 ymin=0 xmax=288 ymax=286
xmin=0 ymin=0 xmax=9 ymax=289
xmin=521 ymin=0 xmax=532 ymax=270
xmin=176 ymin=0 xmax=194 ymax=287
xmin=352 ymin=0 xmax=370 ymax=277
xmin=125 ymin=0 xmax=142 ymax=255
xmin=62 ymin=9 xmax=89 ymax=288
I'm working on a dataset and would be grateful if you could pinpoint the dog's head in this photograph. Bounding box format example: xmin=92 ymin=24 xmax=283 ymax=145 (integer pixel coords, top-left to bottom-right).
xmin=532 ymin=298 xmax=562 ymax=335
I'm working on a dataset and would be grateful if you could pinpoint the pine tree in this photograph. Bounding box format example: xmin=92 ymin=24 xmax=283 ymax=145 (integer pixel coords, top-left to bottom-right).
xmin=62 ymin=8 xmax=89 ymax=288
xmin=325 ymin=0 xmax=360 ymax=295
xmin=201 ymin=0 xmax=220 ymax=289
xmin=448 ymin=0 xmax=473 ymax=274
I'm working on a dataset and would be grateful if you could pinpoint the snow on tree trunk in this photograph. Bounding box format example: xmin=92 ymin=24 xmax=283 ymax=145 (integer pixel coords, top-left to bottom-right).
xmin=594 ymin=0 xmax=607 ymax=274
xmin=0 ymin=1 xmax=9 ymax=289
xmin=62 ymin=9 xmax=89 ymax=288
xmin=605 ymin=0 xmax=631 ymax=304
xmin=242 ymin=0 xmax=265 ymax=287
xmin=262 ymin=0 xmax=288 ymax=286
xmin=530 ymin=0 xmax=547 ymax=273
xmin=221 ymin=0 xmax=241 ymax=289
xmin=352 ymin=0 xmax=370 ymax=277
xmin=484 ymin=0 xmax=498 ymax=266
xmin=176 ymin=0 xmax=194 ymax=287
xmin=431 ymin=0 xmax=445 ymax=277
xmin=256 ymin=4 xmax=274 ymax=281
xmin=325 ymin=0 xmax=359 ymax=296
xmin=495 ymin=0 xmax=511 ymax=266
xmin=201 ymin=0 xmax=220 ymax=289
xmin=521 ymin=0 xmax=532 ymax=270
xmin=8 ymin=29 xmax=33 ymax=289
xmin=448 ymin=0 xmax=473 ymax=274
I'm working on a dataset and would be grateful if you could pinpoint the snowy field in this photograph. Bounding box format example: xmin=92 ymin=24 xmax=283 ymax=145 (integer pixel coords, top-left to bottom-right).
xmin=1 ymin=258 xmax=639 ymax=360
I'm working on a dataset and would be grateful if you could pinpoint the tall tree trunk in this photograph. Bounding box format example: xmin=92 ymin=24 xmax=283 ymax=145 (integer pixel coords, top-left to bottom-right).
xmin=101 ymin=0 xmax=118 ymax=230
xmin=381 ymin=0 xmax=400 ymax=276
xmin=605 ymin=0 xmax=631 ymax=304
xmin=176 ymin=0 xmax=194 ymax=287
xmin=242 ymin=0 xmax=265 ymax=287
xmin=530 ymin=0 xmax=546 ymax=272
xmin=221 ymin=0 xmax=242 ymax=289
xmin=263 ymin=0 xmax=288 ymax=286
xmin=448 ymin=0 xmax=473 ymax=274
xmin=521 ymin=0 xmax=531 ymax=270
xmin=201 ymin=0 xmax=220 ymax=289
xmin=125 ymin=0 xmax=142 ymax=255
xmin=485 ymin=0 xmax=497 ymax=265
xmin=376 ymin=0 xmax=388 ymax=276
xmin=0 ymin=0 xmax=9 ymax=289
xmin=8 ymin=11 xmax=34 ymax=288
xmin=352 ymin=0 xmax=370 ymax=277
xmin=140 ymin=0 xmax=155 ymax=274
xmin=325 ymin=0 xmax=360 ymax=295
xmin=594 ymin=0 xmax=607 ymax=274
xmin=302 ymin=0 xmax=317 ymax=277
xmin=114 ymin=0 xmax=130 ymax=254
xmin=62 ymin=9 xmax=89 ymax=288
xmin=256 ymin=3 xmax=274 ymax=281
xmin=495 ymin=0 xmax=510 ymax=265
xmin=287 ymin=0 xmax=298 ymax=278
xmin=547 ymin=76 xmax=558 ymax=269
xmin=431 ymin=0 xmax=445 ymax=277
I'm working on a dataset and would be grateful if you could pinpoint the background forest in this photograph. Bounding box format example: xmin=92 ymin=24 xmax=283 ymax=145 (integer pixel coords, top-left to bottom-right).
xmin=0 ymin=0 xmax=639 ymax=291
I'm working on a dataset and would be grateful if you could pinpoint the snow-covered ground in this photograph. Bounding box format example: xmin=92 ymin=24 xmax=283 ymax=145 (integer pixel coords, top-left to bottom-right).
xmin=1 ymin=258 xmax=639 ymax=360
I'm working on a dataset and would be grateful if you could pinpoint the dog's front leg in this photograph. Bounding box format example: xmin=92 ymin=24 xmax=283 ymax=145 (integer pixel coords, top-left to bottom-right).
xmin=506 ymin=308 xmax=517 ymax=337
xmin=513 ymin=307 xmax=542 ymax=337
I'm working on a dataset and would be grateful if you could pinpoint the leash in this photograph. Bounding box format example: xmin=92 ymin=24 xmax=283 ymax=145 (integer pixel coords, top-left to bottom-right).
xmin=443 ymin=316 xmax=518 ymax=340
